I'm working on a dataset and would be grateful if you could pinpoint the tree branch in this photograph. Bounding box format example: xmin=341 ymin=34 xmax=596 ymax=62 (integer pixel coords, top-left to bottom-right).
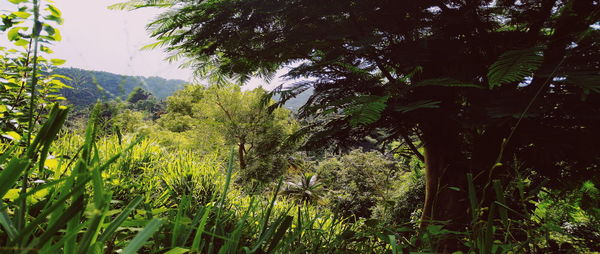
xmin=400 ymin=130 xmax=425 ymax=162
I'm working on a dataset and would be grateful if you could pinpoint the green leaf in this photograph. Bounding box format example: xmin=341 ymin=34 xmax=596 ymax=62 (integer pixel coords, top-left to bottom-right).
xmin=7 ymin=0 xmax=28 ymax=4
xmin=7 ymin=26 xmax=26 ymax=41
xmin=0 ymin=105 xmax=7 ymax=112
xmin=191 ymin=205 xmax=213 ymax=250
xmin=0 ymin=209 xmax=18 ymax=241
xmin=14 ymin=39 xmax=28 ymax=46
xmin=45 ymin=14 xmax=63 ymax=25
xmin=11 ymin=11 xmax=30 ymax=19
xmin=50 ymin=58 xmax=66 ymax=65
xmin=32 ymin=196 xmax=85 ymax=249
xmin=46 ymin=4 xmax=61 ymax=17
xmin=345 ymin=95 xmax=389 ymax=127
xmin=487 ymin=47 xmax=543 ymax=88
xmin=121 ymin=218 xmax=164 ymax=254
xmin=40 ymin=45 xmax=53 ymax=53
xmin=414 ymin=78 xmax=482 ymax=88
xmin=1 ymin=131 xmax=22 ymax=141
xmin=2 ymin=189 xmax=20 ymax=201
xmin=0 ymin=158 xmax=30 ymax=203
xmin=395 ymin=100 xmax=440 ymax=113
xmin=266 ymin=215 xmax=293 ymax=252
xmin=51 ymin=28 xmax=62 ymax=41
xmin=43 ymin=23 xmax=55 ymax=35
xmin=165 ymin=247 xmax=190 ymax=254
xmin=98 ymin=196 xmax=144 ymax=243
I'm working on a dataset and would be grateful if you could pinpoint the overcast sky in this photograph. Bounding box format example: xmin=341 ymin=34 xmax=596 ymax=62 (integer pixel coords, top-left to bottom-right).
xmin=0 ymin=0 xmax=284 ymax=88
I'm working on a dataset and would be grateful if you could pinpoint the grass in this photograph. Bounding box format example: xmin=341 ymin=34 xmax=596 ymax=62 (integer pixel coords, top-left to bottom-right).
xmin=0 ymin=103 xmax=400 ymax=253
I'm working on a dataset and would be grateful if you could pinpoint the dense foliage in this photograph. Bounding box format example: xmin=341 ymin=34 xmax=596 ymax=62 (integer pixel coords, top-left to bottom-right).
xmin=117 ymin=0 xmax=600 ymax=251
xmin=1 ymin=0 xmax=599 ymax=253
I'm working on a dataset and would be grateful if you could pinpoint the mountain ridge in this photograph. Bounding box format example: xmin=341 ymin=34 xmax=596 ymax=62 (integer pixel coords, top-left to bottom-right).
xmin=53 ymin=67 xmax=187 ymax=106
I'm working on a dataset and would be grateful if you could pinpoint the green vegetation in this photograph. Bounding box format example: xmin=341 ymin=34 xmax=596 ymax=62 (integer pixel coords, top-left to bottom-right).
xmin=1 ymin=0 xmax=599 ymax=253
xmin=53 ymin=67 xmax=185 ymax=107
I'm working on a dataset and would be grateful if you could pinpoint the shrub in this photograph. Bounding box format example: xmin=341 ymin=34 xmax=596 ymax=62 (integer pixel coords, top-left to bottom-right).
xmin=316 ymin=149 xmax=397 ymax=219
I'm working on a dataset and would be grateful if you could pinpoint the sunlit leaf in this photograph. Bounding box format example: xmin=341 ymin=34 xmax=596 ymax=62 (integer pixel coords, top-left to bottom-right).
xmin=46 ymin=4 xmax=61 ymax=17
xmin=2 ymin=131 xmax=22 ymax=141
xmin=7 ymin=0 xmax=28 ymax=4
xmin=3 ymin=189 xmax=20 ymax=201
xmin=7 ymin=26 xmax=27 ymax=41
xmin=14 ymin=39 xmax=28 ymax=46
xmin=11 ymin=11 xmax=30 ymax=19
xmin=44 ymin=158 xmax=58 ymax=170
xmin=50 ymin=58 xmax=66 ymax=65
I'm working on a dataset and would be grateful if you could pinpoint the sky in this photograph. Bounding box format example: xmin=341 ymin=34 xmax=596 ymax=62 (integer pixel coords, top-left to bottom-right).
xmin=0 ymin=0 xmax=285 ymax=88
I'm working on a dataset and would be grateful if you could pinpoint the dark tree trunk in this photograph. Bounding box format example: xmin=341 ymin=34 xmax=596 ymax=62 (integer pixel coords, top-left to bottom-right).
xmin=419 ymin=122 xmax=511 ymax=252
xmin=238 ymin=142 xmax=246 ymax=170
xmin=419 ymin=123 xmax=469 ymax=252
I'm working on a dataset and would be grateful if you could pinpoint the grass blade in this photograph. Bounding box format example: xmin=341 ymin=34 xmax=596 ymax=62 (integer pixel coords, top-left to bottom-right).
xmin=0 ymin=158 xmax=30 ymax=200
xmin=121 ymin=218 xmax=164 ymax=254
xmin=98 ymin=195 xmax=144 ymax=243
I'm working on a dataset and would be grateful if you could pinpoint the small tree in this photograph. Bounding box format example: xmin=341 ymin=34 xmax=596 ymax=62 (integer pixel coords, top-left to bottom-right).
xmin=161 ymin=84 xmax=298 ymax=184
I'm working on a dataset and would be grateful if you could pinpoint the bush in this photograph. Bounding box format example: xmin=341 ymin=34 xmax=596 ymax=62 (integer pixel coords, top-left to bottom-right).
xmin=316 ymin=149 xmax=398 ymax=219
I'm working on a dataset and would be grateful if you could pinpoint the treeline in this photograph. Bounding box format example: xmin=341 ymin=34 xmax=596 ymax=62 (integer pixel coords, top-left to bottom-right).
xmin=52 ymin=67 xmax=185 ymax=106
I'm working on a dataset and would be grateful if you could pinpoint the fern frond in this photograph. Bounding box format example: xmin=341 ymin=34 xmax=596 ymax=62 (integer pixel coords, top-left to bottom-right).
xmin=395 ymin=100 xmax=440 ymax=113
xmin=487 ymin=47 xmax=543 ymax=88
xmin=564 ymin=71 xmax=600 ymax=99
xmin=108 ymin=0 xmax=175 ymax=11
xmin=414 ymin=78 xmax=482 ymax=88
xmin=344 ymin=95 xmax=389 ymax=127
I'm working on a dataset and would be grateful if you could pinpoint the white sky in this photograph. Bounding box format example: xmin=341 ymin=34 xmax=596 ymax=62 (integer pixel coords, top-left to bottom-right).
xmin=0 ymin=0 xmax=285 ymax=88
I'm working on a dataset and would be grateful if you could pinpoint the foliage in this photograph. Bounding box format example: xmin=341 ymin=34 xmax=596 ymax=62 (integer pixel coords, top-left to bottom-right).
xmin=126 ymin=86 xmax=152 ymax=103
xmin=124 ymin=1 xmax=600 ymax=250
xmin=160 ymin=84 xmax=299 ymax=185
xmin=316 ymin=150 xmax=398 ymax=220
xmin=282 ymin=172 xmax=324 ymax=205
xmin=53 ymin=67 xmax=185 ymax=106
xmin=0 ymin=0 xmax=67 ymax=139
xmin=372 ymin=171 xmax=425 ymax=229
xmin=1 ymin=0 xmax=599 ymax=253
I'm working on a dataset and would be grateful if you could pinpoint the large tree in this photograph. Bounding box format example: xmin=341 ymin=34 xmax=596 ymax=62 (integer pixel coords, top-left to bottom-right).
xmin=119 ymin=0 xmax=600 ymax=249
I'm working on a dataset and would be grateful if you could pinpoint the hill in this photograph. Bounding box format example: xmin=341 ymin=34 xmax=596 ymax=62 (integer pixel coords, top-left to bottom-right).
xmin=53 ymin=68 xmax=186 ymax=106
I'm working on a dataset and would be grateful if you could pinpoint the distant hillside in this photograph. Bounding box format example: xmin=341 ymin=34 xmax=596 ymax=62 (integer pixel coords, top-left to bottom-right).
xmin=271 ymin=87 xmax=313 ymax=112
xmin=53 ymin=68 xmax=186 ymax=106
xmin=282 ymin=88 xmax=313 ymax=112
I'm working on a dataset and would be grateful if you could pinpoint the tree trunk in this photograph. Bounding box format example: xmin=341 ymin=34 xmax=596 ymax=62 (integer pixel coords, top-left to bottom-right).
xmin=420 ymin=124 xmax=469 ymax=252
xmin=238 ymin=142 xmax=246 ymax=170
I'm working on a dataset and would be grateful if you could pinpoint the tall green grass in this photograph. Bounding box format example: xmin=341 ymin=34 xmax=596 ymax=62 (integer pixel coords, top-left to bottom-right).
xmin=0 ymin=104 xmax=405 ymax=253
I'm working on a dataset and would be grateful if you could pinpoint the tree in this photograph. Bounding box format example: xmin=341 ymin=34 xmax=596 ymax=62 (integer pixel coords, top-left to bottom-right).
xmin=126 ymin=87 xmax=152 ymax=104
xmin=161 ymin=84 xmax=298 ymax=185
xmin=121 ymin=0 xmax=600 ymax=250
xmin=0 ymin=0 xmax=67 ymax=140
xmin=316 ymin=150 xmax=397 ymax=219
